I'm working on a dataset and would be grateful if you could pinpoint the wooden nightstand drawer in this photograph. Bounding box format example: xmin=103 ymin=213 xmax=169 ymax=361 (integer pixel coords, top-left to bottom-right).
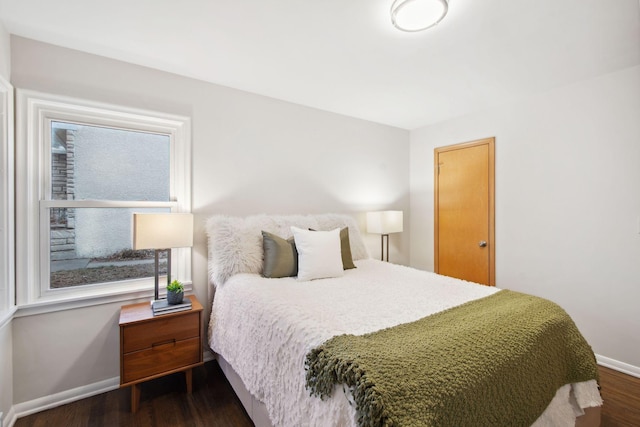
xmin=122 ymin=336 xmax=201 ymax=383
xmin=122 ymin=311 xmax=199 ymax=353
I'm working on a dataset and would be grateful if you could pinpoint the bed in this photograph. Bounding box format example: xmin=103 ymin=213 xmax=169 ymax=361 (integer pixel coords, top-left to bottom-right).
xmin=206 ymin=213 xmax=602 ymax=427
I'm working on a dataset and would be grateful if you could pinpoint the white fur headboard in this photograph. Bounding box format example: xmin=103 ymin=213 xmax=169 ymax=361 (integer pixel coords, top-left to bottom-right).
xmin=205 ymin=213 xmax=370 ymax=286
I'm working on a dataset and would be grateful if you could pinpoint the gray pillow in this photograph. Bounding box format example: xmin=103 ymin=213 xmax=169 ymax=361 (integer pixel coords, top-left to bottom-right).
xmin=262 ymin=231 xmax=298 ymax=278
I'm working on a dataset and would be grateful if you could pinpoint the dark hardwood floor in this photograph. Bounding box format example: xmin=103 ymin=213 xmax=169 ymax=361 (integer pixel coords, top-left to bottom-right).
xmin=14 ymin=362 xmax=640 ymax=426
xmin=599 ymin=366 xmax=640 ymax=427
xmin=15 ymin=360 xmax=253 ymax=427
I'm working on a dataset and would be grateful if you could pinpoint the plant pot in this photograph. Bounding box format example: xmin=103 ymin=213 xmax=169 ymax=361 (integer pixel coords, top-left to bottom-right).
xmin=167 ymin=290 xmax=184 ymax=305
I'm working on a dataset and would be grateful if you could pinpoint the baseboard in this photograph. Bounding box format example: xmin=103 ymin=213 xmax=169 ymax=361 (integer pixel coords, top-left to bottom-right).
xmin=2 ymin=406 xmax=15 ymax=427
xmin=596 ymin=354 xmax=640 ymax=378
xmin=10 ymin=376 xmax=119 ymax=421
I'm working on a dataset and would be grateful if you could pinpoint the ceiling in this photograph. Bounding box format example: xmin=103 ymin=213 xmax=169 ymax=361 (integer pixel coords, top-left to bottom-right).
xmin=0 ymin=0 xmax=638 ymax=130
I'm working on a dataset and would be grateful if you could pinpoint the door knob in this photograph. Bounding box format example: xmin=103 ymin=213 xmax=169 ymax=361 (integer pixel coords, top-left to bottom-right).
xmin=478 ymin=241 xmax=487 ymax=247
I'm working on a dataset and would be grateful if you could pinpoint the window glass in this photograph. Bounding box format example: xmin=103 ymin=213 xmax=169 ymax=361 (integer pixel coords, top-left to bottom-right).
xmin=47 ymin=121 xmax=173 ymax=291
xmin=50 ymin=122 xmax=170 ymax=201
xmin=49 ymin=207 xmax=170 ymax=289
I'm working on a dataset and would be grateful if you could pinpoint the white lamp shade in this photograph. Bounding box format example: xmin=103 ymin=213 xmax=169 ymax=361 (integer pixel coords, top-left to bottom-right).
xmin=367 ymin=211 xmax=404 ymax=234
xmin=132 ymin=213 xmax=194 ymax=250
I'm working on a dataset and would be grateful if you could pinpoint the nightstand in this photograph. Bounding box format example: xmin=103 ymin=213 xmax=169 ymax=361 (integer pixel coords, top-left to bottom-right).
xmin=119 ymin=295 xmax=204 ymax=413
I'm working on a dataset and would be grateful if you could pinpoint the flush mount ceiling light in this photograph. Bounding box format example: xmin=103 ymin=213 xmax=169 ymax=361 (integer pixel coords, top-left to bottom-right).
xmin=391 ymin=0 xmax=449 ymax=32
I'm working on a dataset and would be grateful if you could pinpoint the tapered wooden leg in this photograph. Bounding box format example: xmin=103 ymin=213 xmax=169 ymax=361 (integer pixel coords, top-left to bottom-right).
xmin=131 ymin=383 xmax=141 ymax=413
xmin=185 ymin=368 xmax=193 ymax=394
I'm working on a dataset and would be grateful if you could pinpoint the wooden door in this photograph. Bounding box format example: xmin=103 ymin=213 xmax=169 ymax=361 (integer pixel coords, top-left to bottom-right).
xmin=434 ymin=138 xmax=495 ymax=286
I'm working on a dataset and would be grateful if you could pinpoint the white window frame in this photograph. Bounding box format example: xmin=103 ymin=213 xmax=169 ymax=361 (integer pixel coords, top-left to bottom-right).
xmin=0 ymin=76 xmax=15 ymax=322
xmin=16 ymin=90 xmax=192 ymax=311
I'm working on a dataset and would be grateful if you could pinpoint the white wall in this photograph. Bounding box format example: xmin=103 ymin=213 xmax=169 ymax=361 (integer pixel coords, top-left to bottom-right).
xmin=410 ymin=65 xmax=640 ymax=369
xmin=9 ymin=36 xmax=409 ymax=405
xmin=0 ymin=320 xmax=12 ymax=424
xmin=12 ymin=302 xmax=121 ymax=404
xmin=0 ymin=21 xmax=8 ymax=80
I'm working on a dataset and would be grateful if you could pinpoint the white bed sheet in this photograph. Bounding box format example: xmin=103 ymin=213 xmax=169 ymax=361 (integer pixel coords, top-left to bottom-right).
xmin=209 ymin=259 xmax=601 ymax=427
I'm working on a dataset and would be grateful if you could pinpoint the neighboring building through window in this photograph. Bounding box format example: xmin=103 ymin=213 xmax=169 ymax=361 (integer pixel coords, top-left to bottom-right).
xmin=48 ymin=123 xmax=170 ymax=289
xmin=16 ymin=91 xmax=191 ymax=307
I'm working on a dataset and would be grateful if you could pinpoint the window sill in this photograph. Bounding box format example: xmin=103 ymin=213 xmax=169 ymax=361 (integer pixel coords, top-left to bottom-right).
xmin=15 ymin=282 xmax=193 ymax=317
xmin=0 ymin=306 xmax=18 ymax=329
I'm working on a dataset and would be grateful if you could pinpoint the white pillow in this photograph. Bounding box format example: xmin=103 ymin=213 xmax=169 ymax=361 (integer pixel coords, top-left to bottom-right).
xmin=291 ymin=226 xmax=344 ymax=281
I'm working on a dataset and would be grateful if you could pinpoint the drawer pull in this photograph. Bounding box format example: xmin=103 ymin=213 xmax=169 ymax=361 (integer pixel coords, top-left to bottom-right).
xmin=152 ymin=339 xmax=176 ymax=350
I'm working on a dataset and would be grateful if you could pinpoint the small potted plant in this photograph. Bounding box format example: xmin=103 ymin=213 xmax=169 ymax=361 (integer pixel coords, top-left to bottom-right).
xmin=166 ymin=279 xmax=184 ymax=305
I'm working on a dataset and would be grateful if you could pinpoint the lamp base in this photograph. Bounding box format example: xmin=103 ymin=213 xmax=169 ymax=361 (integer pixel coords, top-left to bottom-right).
xmin=381 ymin=234 xmax=390 ymax=262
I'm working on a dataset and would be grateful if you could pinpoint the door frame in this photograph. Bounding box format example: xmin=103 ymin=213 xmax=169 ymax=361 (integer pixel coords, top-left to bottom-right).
xmin=434 ymin=137 xmax=495 ymax=286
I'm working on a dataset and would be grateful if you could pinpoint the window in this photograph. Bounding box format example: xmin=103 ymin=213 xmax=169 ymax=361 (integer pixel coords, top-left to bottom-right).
xmin=16 ymin=91 xmax=191 ymax=307
xmin=0 ymin=76 xmax=14 ymax=316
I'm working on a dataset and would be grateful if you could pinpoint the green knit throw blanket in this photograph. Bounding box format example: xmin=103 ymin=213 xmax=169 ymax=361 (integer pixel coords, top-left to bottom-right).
xmin=305 ymin=290 xmax=598 ymax=427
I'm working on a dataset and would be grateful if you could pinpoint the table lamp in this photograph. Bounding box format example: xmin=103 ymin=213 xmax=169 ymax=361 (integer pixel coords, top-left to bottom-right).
xmin=367 ymin=211 xmax=403 ymax=262
xmin=132 ymin=213 xmax=193 ymax=312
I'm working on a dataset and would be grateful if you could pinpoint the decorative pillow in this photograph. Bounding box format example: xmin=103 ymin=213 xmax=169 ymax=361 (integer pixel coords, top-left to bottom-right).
xmin=206 ymin=213 xmax=369 ymax=286
xmin=338 ymin=227 xmax=357 ymax=270
xmin=291 ymin=226 xmax=344 ymax=281
xmin=262 ymin=231 xmax=298 ymax=278
xmin=314 ymin=214 xmax=369 ymax=261
xmin=310 ymin=227 xmax=356 ymax=270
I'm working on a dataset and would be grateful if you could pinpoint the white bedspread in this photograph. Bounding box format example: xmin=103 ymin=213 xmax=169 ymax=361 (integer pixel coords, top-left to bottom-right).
xmin=209 ymin=259 xmax=601 ymax=427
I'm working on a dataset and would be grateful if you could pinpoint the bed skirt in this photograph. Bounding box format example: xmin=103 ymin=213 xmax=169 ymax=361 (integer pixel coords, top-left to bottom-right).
xmin=216 ymin=355 xmax=601 ymax=427
xmin=218 ymin=354 xmax=273 ymax=427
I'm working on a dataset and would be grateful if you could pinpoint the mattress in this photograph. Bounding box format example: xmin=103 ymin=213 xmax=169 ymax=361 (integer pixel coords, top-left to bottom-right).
xmin=208 ymin=259 xmax=602 ymax=427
